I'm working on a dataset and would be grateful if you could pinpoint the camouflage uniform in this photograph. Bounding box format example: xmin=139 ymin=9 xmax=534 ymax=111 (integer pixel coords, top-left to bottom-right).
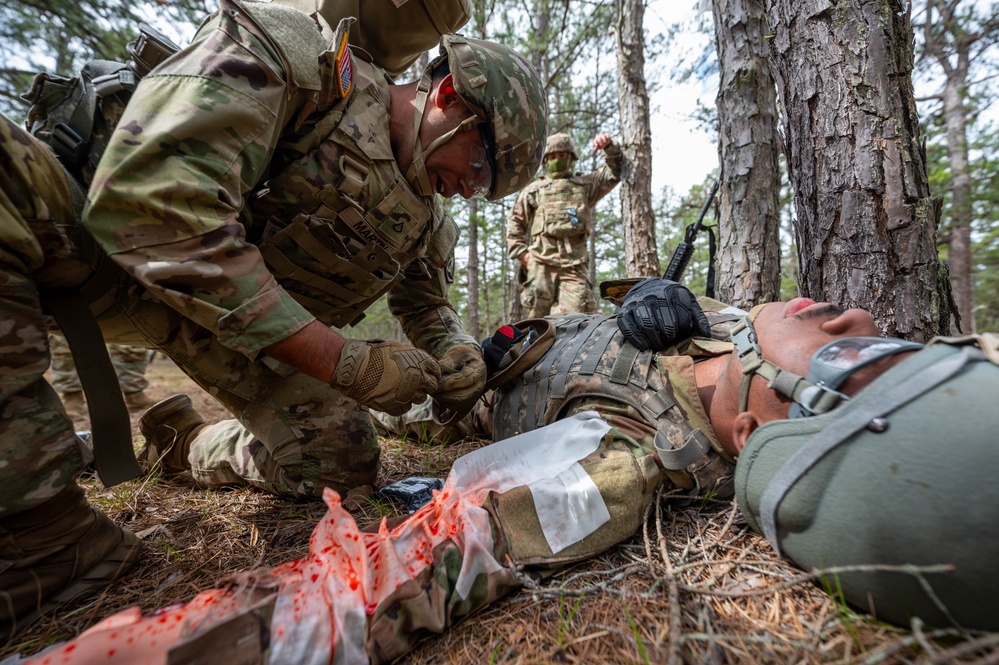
xmin=507 ymin=137 xmax=622 ymax=317
xmin=48 ymin=336 xmax=149 ymax=395
xmin=0 ymin=114 xmax=89 ymax=518
xmin=1 ymin=0 xmax=542 ymax=508
xmin=358 ymin=302 xmax=743 ymax=660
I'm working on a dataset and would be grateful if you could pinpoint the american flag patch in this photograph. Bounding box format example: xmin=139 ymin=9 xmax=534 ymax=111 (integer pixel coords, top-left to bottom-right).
xmin=335 ymin=32 xmax=353 ymax=98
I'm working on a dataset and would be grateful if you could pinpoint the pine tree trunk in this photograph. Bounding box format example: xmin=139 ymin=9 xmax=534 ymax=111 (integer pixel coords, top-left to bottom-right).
xmin=943 ymin=75 xmax=974 ymax=332
xmin=766 ymin=0 xmax=951 ymax=340
xmin=712 ymin=0 xmax=783 ymax=309
xmin=919 ymin=0 xmax=978 ymax=333
xmin=615 ymin=0 xmax=660 ymax=278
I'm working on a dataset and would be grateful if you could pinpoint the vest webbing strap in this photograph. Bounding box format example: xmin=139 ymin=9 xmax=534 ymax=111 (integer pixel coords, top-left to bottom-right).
xmin=578 ymin=319 xmax=619 ymax=376
xmin=523 ymin=319 xmax=583 ymax=429
xmin=44 ymin=291 xmax=142 ymax=487
xmin=550 ymin=315 xmax=613 ymax=399
xmin=609 ymin=343 xmax=640 ymax=385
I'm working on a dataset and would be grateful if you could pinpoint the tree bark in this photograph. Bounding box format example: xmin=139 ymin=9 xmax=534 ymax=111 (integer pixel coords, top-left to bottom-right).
xmin=615 ymin=0 xmax=660 ymax=278
xmin=712 ymin=0 xmax=783 ymax=309
xmin=766 ymin=0 xmax=951 ymax=340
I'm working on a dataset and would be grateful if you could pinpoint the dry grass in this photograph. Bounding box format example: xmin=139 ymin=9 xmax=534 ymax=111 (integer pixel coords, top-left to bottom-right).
xmin=3 ymin=359 xmax=997 ymax=664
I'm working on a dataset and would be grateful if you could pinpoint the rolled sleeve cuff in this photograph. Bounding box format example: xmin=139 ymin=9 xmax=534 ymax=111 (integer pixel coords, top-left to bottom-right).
xmin=217 ymin=287 xmax=315 ymax=359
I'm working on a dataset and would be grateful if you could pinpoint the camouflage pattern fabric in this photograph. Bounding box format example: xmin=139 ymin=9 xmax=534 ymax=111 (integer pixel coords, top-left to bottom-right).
xmin=0 ymin=113 xmax=90 ymax=517
xmin=3 ymin=0 xmax=491 ymax=504
xmin=364 ymin=304 xmax=743 ymax=659
xmin=439 ymin=36 xmax=548 ymax=201
xmin=492 ymin=301 xmax=740 ymax=496
xmin=519 ymin=260 xmax=595 ymax=317
xmin=77 ymin=2 xmax=478 ymax=495
xmin=366 ymin=432 xmax=660 ymax=662
xmin=48 ymin=335 xmax=149 ymax=395
xmin=85 ymin=1 xmax=465 ymax=359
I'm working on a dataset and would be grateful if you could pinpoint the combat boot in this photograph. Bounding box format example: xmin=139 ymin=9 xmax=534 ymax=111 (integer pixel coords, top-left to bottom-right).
xmin=123 ymin=389 xmax=154 ymax=411
xmin=138 ymin=394 xmax=207 ymax=473
xmin=0 ymin=483 xmax=142 ymax=645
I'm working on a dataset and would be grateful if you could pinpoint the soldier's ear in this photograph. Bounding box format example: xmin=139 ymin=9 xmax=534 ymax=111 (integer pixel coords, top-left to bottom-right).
xmin=433 ymin=74 xmax=460 ymax=110
xmin=731 ymin=411 xmax=759 ymax=454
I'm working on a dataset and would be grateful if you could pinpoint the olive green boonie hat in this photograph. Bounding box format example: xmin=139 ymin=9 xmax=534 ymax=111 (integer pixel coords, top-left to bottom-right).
xmin=437 ymin=35 xmax=548 ymax=200
xmin=735 ymin=335 xmax=999 ymax=631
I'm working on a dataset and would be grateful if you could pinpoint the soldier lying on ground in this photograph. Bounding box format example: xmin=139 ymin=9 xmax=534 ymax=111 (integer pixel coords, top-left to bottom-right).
xmin=12 ymin=281 xmax=996 ymax=663
xmin=0 ymin=0 xmax=548 ymax=644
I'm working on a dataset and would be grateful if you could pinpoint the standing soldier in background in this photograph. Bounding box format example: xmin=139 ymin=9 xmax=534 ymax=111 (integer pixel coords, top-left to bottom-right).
xmin=507 ymin=132 xmax=622 ymax=317
xmin=48 ymin=336 xmax=153 ymax=428
xmin=0 ymin=0 xmax=547 ymax=643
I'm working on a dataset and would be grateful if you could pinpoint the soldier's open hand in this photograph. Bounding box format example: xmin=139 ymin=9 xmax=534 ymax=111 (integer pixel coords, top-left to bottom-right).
xmin=333 ymin=339 xmax=441 ymax=416
xmin=593 ymin=133 xmax=612 ymax=152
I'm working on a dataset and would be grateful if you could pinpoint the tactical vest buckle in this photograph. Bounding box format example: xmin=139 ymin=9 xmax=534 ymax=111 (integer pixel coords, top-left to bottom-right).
xmin=51 ymin=123 xmax=87 ymax=167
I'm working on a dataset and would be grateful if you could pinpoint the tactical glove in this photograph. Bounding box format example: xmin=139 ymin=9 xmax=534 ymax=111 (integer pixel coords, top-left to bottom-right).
xmin=333 ymin=339 xmax=441 ymax=416
xmin=616 ymin=277 xmax=712 ymax=351
xmin=432 ymin=344 xmax=487 ymax=415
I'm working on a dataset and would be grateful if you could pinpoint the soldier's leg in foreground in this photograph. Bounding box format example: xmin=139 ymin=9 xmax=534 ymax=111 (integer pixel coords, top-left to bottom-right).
xmin=0 ymin=114 xmax=140 ymax=643
xmin=551 ymin=264 xmax=596 ymax=315
xmin=520 ymin=258 xmax=556 ymax=318
xmin=101 ymin=295 xmax=380 ymax=498
xmin=185 ymin=378 xmax=379 ymax=497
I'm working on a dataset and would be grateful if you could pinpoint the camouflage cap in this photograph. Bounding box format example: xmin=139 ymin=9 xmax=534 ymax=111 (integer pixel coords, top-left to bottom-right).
xmin=437 ymin=35 xmax=548 ymax=201
xmin=544 ymin=132 xmax=578 ymax=160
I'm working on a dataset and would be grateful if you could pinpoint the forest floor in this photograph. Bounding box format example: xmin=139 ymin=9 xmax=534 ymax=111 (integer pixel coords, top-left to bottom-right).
xmin=2 ymin=357 xmax=997 ymax=664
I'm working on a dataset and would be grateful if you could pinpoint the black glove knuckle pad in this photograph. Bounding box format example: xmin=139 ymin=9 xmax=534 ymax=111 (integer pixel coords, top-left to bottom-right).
xmin=615 ymin=277 xmax=709 ymax=351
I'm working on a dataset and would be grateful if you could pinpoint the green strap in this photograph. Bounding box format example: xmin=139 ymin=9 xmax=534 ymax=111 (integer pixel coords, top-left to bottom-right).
xmin=609 ymin=343 xmax=640 ymax=385
xmin=44 ymin=291 xmax=142 ymax=487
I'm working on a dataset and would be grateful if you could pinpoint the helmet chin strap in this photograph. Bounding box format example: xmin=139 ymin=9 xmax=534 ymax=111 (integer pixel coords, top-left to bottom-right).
xmin=406 ymin=69 xmax=479 ymax=197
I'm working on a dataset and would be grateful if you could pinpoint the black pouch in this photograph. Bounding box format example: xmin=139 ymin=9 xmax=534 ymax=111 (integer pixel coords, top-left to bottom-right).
xmin=378 ymin=476 xmax=445 ymax=513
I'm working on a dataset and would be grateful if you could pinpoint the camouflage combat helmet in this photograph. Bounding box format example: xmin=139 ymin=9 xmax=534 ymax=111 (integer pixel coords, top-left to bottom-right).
xmin=544 ymin=132 xmax=578 ymax=160
xmin=735 ymin=333 xmax=999 ymax=631
xmin=408 ymin=35 xmax=548 ymax=201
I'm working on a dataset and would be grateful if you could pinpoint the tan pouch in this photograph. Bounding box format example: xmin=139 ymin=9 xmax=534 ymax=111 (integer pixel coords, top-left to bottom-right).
xmin=258 ymin=213 xmax=401 ymax=326
xmin=487 ymin=451 xmax=660 ymax=566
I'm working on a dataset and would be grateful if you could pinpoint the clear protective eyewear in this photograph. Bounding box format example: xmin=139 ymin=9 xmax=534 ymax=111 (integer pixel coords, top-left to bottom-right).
xmin=731 ymin=316 xmax=924 ymax=419
xmin=787 ymin=336 xmax=925 ymax=418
